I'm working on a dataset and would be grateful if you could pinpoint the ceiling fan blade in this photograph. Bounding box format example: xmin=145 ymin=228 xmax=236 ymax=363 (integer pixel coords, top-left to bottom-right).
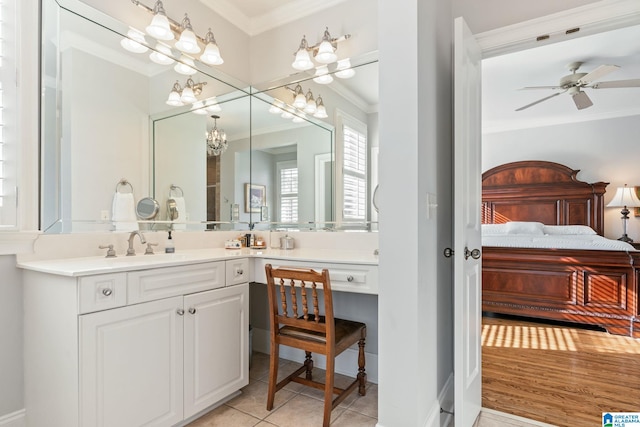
xmin=520 ymin=85 xmax=562 ymax=90
xmin=571 ymin=90 xmax=593 ymax=110
xmin=591 ymin=78 xmax=640 ymax=89
xmin=578 ymin=64 xmax=620 ymax=85
xmin=515 ymin=91 xmax=563 ymax=111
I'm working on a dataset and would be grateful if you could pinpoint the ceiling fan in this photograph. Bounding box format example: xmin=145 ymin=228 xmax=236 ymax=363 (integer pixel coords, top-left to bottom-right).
xmin=515 ymin=61 xmax=640 ymax=111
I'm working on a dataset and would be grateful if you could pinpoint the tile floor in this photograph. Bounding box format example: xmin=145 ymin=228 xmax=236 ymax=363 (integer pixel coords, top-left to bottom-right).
xmin=188 ymin=352 xmax=549 ymax=427
xmin=187 ymin=351 xmax=378 ymax=427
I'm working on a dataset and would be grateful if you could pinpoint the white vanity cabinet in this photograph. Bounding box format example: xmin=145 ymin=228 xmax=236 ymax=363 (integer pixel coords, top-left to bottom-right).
xmin=23 ymin=258 xmax=250 ymax=427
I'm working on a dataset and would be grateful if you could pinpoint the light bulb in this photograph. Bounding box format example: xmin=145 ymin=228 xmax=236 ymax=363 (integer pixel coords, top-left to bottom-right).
xmin=149 ymin=42 xmax=174 ymax=65
xmin=293 ymin=92 xmax=306 ymax=109
xmin=313 ymin=104 xmax=328 ymax=118
xmin=120 ymin=29 xmax=148 ymax=53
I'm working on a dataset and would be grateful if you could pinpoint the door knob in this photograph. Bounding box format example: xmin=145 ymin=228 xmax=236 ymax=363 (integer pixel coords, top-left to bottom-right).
xmin=464 ymin=247 xmax=481 ymax=260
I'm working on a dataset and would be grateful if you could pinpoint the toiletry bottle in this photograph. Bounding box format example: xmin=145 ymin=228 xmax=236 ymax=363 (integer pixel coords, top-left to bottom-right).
xmin=165 ymin=231 xmax=175 ymax=253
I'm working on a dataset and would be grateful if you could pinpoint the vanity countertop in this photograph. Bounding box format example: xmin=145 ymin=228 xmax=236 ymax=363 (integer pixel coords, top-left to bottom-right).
xmin=17 ymin=247 xmax=379 ymax=276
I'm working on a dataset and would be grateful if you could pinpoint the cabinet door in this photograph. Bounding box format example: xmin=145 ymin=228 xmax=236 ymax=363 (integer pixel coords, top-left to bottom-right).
xmin=80 ymin=296 xmax=184 ymax=427
xmin=183 ymin=283 xmax=249 ymax=417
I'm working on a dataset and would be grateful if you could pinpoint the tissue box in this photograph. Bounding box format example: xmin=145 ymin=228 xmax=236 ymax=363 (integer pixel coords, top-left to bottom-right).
xmin=225 ymin=239 xmax=242 ymax=249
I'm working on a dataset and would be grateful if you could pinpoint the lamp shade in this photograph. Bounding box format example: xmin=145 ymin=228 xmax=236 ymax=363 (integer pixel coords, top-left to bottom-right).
xmin=149 ymin=42 xmax=174 ymax=65
xmin=175 ymin=28 xmax=201 ymax=54
xmin=146 ymin=12 xmax=174 ymax=41
xmin=606 ymin=185 xmax=640 ymax=208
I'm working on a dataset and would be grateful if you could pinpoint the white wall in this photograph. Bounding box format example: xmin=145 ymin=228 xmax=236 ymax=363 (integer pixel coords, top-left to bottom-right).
xmin=0 ymin=256 xmax=22 ymax=416
xmin=483 ymin=114 xmax=640 ymax=240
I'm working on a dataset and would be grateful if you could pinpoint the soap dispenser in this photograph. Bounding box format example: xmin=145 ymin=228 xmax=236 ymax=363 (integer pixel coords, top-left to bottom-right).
xmin=165 ymin=231 xmax=175 ymax=253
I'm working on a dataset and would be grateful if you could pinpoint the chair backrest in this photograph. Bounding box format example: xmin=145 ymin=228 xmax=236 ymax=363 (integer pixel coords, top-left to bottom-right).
xmin=264 ymin=264 xmax=335 ymax=339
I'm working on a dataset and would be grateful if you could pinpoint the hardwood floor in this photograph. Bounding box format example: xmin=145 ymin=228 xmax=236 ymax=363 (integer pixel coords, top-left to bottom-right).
xmin=482 ymin=315 xmax=640 ymax=427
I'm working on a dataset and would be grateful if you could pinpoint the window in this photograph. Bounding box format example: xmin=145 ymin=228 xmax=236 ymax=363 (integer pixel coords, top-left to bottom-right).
xmin=340 ymin=117 xmax=367 ymax=222
xmin=0 ymin=0 xmax=18 ymax=229
xmin=278 ymin=161 xmax=298 ymax=222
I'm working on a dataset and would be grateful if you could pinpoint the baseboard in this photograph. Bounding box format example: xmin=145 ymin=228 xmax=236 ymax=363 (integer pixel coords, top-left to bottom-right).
xmin=437 ymin=373 xmax=454 ymax=427
xmin=0 ymin=409 xmax=25 ymax=427
xmin=252 ymin=327 xmax=379 ymax=383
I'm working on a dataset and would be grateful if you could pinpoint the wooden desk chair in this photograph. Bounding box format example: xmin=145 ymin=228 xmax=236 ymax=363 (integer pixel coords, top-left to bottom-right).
xmin=264 ymin=264 xmax=366 ymax=427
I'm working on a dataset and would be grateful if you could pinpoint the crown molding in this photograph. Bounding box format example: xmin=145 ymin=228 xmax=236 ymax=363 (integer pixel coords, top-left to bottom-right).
xmin=199 ymin=0 xmax=349 ymax=36
xmin=477 ymin=0 xmax=640 ymax=58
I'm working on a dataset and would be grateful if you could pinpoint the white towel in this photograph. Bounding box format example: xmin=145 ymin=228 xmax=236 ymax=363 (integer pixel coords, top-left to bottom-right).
xmin=172 ymin=196 xmax=187 ymax=230
xmin=112 ymin=192 xmax=139 ymax=231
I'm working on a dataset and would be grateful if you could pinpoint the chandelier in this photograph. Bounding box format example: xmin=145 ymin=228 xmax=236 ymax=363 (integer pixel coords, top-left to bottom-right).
xmin=206 ymin=115 xmax=227 ymax=156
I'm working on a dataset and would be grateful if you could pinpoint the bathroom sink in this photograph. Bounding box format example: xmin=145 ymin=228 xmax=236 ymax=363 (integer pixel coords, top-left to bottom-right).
xmin=18 ymin=248 xmax=233 ymax=276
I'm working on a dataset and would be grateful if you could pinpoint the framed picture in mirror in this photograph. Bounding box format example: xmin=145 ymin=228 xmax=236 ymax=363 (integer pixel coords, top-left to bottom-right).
xmin=245 ymin=184 xmax=266 ymax=213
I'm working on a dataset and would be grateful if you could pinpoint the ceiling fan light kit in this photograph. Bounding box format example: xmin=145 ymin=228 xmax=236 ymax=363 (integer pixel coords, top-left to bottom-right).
xmin=515 ymin=61 xmax=640 ymax=111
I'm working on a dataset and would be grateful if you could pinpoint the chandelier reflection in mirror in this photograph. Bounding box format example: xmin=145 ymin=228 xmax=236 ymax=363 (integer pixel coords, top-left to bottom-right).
xmin=206 ymin=115 xmax=227 ymax=157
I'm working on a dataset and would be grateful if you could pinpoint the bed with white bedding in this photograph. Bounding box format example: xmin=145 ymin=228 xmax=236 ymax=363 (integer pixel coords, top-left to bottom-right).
xmin=481 ymin=161 xmax=640 ymax=337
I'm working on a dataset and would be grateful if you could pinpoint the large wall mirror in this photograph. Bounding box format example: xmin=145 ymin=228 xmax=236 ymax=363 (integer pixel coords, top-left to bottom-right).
xmin=41 ymin=0 xmax=378 ymax=234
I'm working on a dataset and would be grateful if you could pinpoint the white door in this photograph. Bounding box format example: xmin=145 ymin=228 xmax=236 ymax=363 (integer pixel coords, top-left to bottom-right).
xmin=80 ymin=296 xmax=184 ymax=427
xmin=453 ymin=16 xmax=483 ymax=427
xmin=183 ymin=283 xmax=249 ymax=417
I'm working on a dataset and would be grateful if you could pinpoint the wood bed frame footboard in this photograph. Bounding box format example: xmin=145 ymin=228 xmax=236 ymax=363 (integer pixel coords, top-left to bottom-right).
xmin=482 ymin=247 xmax=640 ymax=337
xmin=482 ymin=160 xmax=640 ymax=337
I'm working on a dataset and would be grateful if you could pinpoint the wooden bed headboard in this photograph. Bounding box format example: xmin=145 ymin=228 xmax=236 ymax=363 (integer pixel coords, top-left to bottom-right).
xmin=482 ymin=160 xmax=608 ymax=235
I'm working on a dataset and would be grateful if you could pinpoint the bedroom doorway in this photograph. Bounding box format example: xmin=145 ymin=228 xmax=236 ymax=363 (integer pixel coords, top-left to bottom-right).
xmin=475 ymin=1 xmax=640 ymax=425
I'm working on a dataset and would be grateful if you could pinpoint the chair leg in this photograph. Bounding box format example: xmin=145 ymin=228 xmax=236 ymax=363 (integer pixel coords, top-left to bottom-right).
xmin=357 ymin=337 xmax=367 ymax=396
xmin=323 ymin=356 xmax=335 ymax=427
xmin=304 ymin=351 xmax=314 ymax=380
xmin=266 ymin=343 xmax=280 ymax=410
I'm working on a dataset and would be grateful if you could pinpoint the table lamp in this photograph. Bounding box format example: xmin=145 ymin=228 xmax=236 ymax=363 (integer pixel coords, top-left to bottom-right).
xmin=606 ymin=184 xmax=640 ymax=242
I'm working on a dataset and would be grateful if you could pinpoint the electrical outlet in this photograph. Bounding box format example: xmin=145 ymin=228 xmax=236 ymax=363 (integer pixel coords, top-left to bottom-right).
xmin=100 ymin=210 xmax=110 ymax=221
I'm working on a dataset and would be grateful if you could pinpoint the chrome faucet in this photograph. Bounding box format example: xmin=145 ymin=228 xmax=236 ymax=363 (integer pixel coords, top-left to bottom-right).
xmin=126 ymin=230 xmax=147 ymax=256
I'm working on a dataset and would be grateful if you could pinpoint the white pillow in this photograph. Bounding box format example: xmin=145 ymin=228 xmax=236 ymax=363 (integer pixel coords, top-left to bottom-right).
xmin=481 ymin=224 xmax=509 ymax=235
xmin=543 ymin=225 xmax=597 ymax=235
xmin=505 ymin=221 xmax=545 ymax=235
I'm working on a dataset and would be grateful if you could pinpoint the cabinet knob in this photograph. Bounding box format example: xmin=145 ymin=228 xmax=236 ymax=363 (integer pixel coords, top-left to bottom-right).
xmin=347 ymin=275 xmax=354 ymax=282
xmin=102 ymin=288 xmax=113 ymax=296
xmin=177 ymin=308 xmax=185 ymax=316
xmin=237 ymin=268 xmax=243 ymax=276
xmin=188 ymin=307 xmax=196 ymax=315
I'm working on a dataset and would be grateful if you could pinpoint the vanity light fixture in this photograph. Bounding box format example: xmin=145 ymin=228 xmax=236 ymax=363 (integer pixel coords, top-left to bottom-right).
xmin=292 ymin=84 xmax=307 ymax=109
xmin=121 ymin=28 xmax=149 ymax=53
xmin=166 ymin=78 xmax=207 ymax=107
xmin=174 ymin=54 xmax=197 ymax=75
xmin=131 ymin=0 xmax=224 ymax=65
xmin=334 ymin=58 xmax=355 ymax=79
xmin=291 ymin=36 xmax=314 ymax=71
xmin=205 ymin=97 xmax=222 ymax=113
xmin=149 ymin=42 xmax=174 ymax=65
xmin=143 ymin=0 xmax=174 ymax=41
xmin=200 ymin=29 xmax=224 ymax=65
xmin=174 ymin=14 xmax=201 ymax=54
xmin=206 ymin=115 xmax=228 ymax=156
xmin=304 ymin=90 xmax=317 ymax=114
xmin=291 ymin=27 xmax=350 ymax=71
xmin=269 ymin=99 xmax=285 ymax=114
xmin=190 ymin=101 xmax=208 ymax=115
xmin=292 ymin=112 xmax=307 ymax=123
xmin=313 ymin=95 xmax=328 ymax=119
xmin=313 ymin=65 xmax=333 ymax=84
